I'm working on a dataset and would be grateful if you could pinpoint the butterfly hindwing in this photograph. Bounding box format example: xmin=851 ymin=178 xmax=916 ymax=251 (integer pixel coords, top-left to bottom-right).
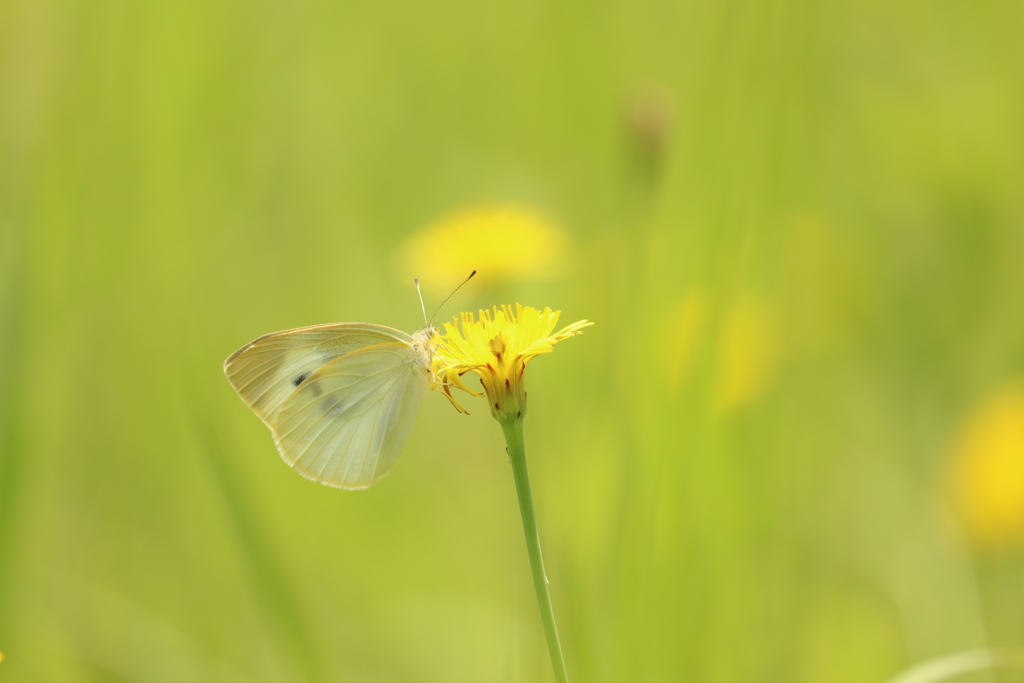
xmin=271 ymin=342 xmax=431 ymax=489
xmin=223 ymin=323 xmax=413 ymax=426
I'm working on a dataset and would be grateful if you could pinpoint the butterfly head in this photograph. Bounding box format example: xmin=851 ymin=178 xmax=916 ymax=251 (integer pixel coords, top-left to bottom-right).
xmin=412 ymin=325 xmax=439 ymax=345
xmin=410 ymin=325 xmax=440 ymax=374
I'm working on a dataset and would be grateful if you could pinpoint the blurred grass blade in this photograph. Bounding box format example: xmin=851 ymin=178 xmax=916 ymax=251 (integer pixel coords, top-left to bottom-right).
xmin=0 ymin=254 xmax=27 ymax=647
xmin=190 ymin=409 xmax=323 ymax=682
xmin=887 ymin=649 xmax=1024 ymax=683
xmin=54 ymin=570 xmax=256 ymax=683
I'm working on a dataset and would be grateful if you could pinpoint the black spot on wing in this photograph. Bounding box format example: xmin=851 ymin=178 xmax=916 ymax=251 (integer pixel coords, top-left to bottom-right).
xmin=293 ymin=372 xmax=309 ymax=387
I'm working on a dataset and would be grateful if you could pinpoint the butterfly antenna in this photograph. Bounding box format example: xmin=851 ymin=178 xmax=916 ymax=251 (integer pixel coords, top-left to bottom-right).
xmin=414 ymin=278 xmax=429 ymax=327
xmin=429 ymin=270 xmax=477 ymax=325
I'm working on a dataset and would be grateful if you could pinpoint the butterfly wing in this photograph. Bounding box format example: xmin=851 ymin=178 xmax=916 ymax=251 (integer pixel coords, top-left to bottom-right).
xmin=270 ymin=342 xmax=431 ymax=489
xmin=223 ymin=323 xmax=412 ymax=426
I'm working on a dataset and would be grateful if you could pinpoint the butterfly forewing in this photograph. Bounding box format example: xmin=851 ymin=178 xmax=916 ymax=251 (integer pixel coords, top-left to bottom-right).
xmin=223 ymin=323 xmax=413 ymax=426
xmin=271 ymin=342 xmax=431 ymax=489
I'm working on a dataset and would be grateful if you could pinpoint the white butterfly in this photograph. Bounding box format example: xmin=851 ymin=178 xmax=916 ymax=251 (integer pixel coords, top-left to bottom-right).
xmin=224 ymin=321 xmax=439 ymax=489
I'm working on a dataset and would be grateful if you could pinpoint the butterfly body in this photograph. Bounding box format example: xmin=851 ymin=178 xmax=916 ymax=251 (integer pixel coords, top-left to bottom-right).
xmin=224 ymin=322 xmax=438 ymax=489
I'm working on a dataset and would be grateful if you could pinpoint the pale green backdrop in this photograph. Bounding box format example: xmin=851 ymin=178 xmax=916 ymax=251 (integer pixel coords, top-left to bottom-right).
xmin=2 ymin=0 xmax=1024 ymax=681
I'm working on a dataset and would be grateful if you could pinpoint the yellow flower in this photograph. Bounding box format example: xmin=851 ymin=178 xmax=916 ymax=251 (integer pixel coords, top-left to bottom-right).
xmin=433 ymin=304 xmax=593 ymax=422
xmin=398 ymin=206 xmax=568 ymax=293
xmin=659 ymin=291 xmax=707 ymax=395
xmin=949 ymin=384 xmax=1024 ymax=547
xmin=714 ymin=296 xmax=780 ymax=413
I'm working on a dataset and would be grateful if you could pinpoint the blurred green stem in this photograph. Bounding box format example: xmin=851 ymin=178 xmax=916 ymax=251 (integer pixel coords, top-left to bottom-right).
xmin=500 ymin=419 xmax=570 ymax=683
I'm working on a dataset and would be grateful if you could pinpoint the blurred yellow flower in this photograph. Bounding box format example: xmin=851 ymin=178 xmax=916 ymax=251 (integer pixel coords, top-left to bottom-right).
xmin=399 ymin=206 xmax=568 ymax=292
xmin=659 ymin=291 xmax=707 ymax=395
xmin=714 ymin=296 xmax=780 ymax=412
xmin=950 ymin=384 xmax=1024 ymax=547
xmin=433 ymin=304 xmax=593 ymax=421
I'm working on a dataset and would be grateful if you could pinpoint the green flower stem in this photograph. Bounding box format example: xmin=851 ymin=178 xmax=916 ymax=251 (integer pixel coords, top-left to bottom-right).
xmin=500 ymin=419 xmax=570 ymax=683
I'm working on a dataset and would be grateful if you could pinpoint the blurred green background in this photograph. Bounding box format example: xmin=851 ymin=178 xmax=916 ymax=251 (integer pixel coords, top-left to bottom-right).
xmin=3 ymin=0 xmax=1024 ymax=681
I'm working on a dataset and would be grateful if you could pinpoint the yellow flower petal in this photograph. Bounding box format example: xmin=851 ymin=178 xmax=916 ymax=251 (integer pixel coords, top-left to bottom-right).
xmin=950 ymin=384 xmax=1024 ymax=547
xmin=432 ymin=304 xmax=592 ymax=422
